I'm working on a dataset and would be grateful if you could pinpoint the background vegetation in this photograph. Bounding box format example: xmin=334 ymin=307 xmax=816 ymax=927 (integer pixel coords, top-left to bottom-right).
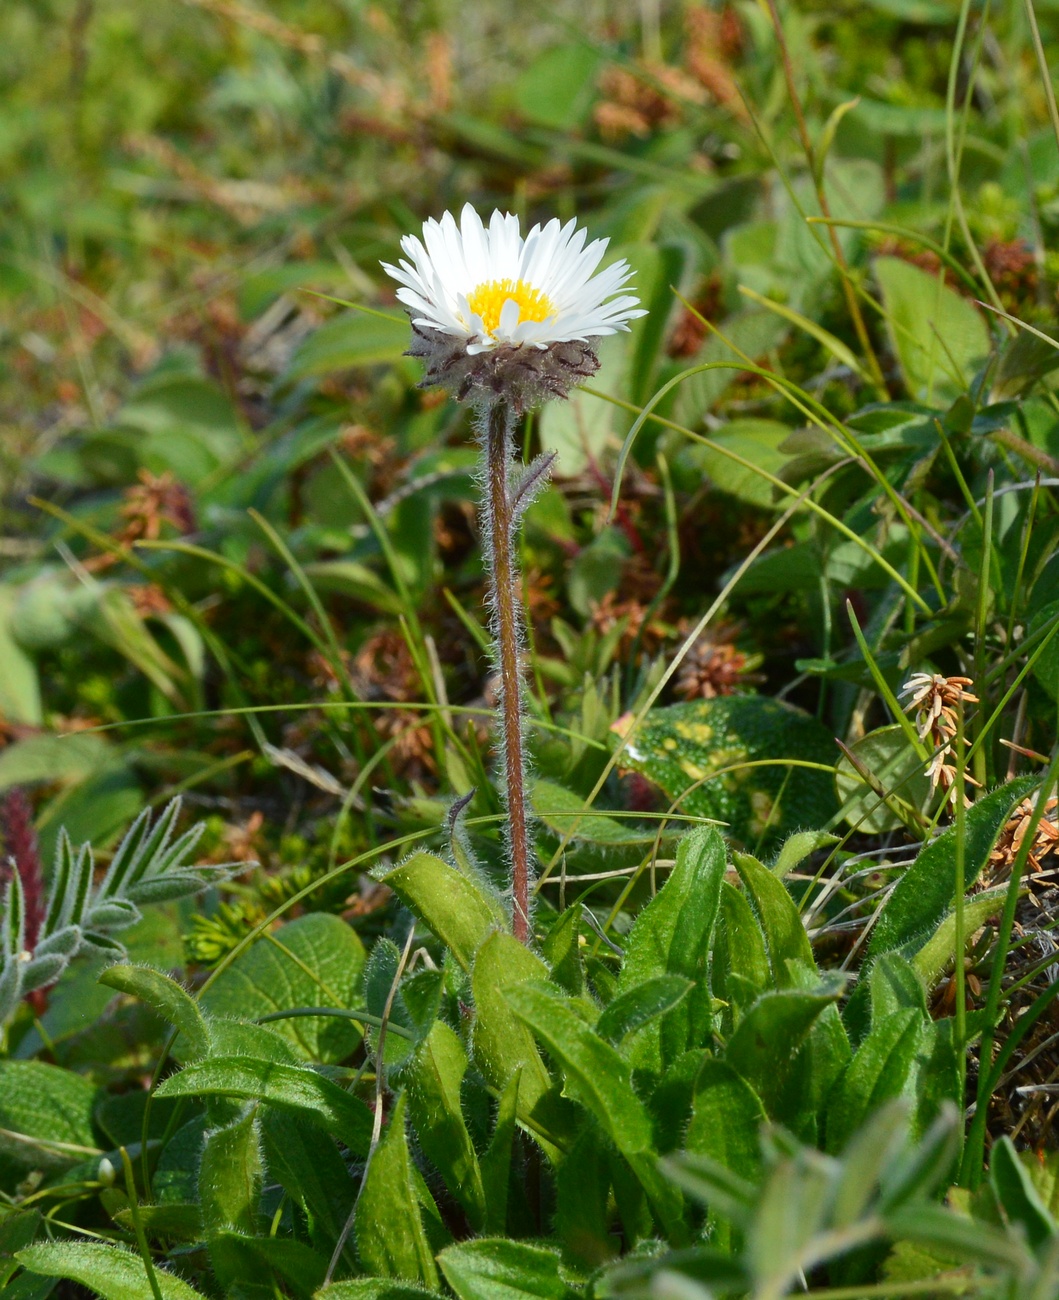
xmin=5 ymin=0 xmax=1059 ymax=1295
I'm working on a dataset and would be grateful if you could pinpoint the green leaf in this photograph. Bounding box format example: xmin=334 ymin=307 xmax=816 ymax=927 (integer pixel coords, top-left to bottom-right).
xmin=16 ymin=1242 xmax=208 ymax=1300
xmin=504 ymin=982 xmax=685 ymax=1241
xmin=874 ymin=256 xmax=991 ymax=403
xmin=616 ymin=825 xmax=726 ymax=1067
xmin=470 ymin=933 xmax=571 ymax=1158
xmin=207 ymin=1233 xmax=328 ymax=1300
xmin=540 ymin=904 xmax=583 ymax=997
xmin=315 ymin=1283 xmax=441 ymax=1300
xmin=514 ymin=44 xmax=602 ymax=129
xmin=261 ymin=1110 xmax=354 ymax=1259
xmin=287 ymin=311 xmax=407 ymax=378
xmin=554 ymin=1125 xmax=614 ymax=1267
xmin=480 ymin=1069 xmax=520 ymax=1236
xmin=355 ymin=1094 xmax=439 ymax=1288
xmin=0 ymin=1210 xmax=42 ymax=1287
xmin=201 ymin=913 xmax=366 ymax=1063
xmin=98 ymin=965 xmax=209 ymax=1061
xmin=733 ymin=851 xmax=815 ymax=987
xmin=771 ymin=830 xmax=839 ymax=878
xmin=835 ymin=724 xmax=934 ymax=833
xmin=379 ymin=851 xmax=506 ymax=972
xmin=199 ymin=1105 xmax=263 ymax=1238
xmin=724 ymin=983 xmax=843 ymax=1118
xmin=697 ymin=419 xmax=795 ymax=509
xmin=826 ymin=1010 xmax=923 ymax=1154
xmin=596 ymin=976 xmax=693 ymax=1045
xmin=868 ymin=777 xmax=1038 ymax=960
xmin=712 ymin=882 xmax=771 ymax=1019
xmin=155 ymin=1057 xmax=372 ymax=1156
xmin=990 ymin=1137 xmax=1056 ymax=1250
xmin=673 ymin=311 xmax=789 ymax=428
xmin=911 ymin=886 xmax=1008 ymax=987
xmin=533 ymin=781 xmax=673 ymax=848
xmin=0 ymin=587 xmax=41 ymax=725
xmin=615 ymin=698 xmax=838 ymax=849
xmin=0 ymin=1061 xmax=99 ymax=1172
xmin=685 ymin=1059 xmax=766 ymax=1249
xmin=438 ymin=1239 xmax=578 ymax=1300
xmin=0 ymin=733 xmax=114 ymax=792
xmin=407 ymin=1021 xmax=486 ymax=1229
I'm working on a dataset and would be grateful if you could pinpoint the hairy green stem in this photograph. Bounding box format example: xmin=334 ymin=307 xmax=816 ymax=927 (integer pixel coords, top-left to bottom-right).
xmin=481 ymin=400 xmax=533 ymax=942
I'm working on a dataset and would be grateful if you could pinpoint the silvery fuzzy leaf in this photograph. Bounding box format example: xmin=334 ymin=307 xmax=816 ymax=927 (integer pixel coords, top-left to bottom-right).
xmin=34 ymin=925 xmax=82 ymax=959
xmin=84 ymin=899 xmax=141 ymax=930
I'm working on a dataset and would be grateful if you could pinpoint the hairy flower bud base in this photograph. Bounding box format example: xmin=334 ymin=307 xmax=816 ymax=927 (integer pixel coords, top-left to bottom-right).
xmin=406 ymin=321 xmax=601 ymax=413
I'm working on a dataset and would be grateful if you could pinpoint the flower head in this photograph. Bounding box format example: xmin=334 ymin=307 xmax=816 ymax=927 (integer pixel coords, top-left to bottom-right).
xmin=382 ymin=204 xmax=646 ymax=410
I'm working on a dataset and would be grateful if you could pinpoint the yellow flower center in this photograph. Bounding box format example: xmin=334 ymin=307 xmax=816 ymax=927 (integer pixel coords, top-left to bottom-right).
xmin=465 ymin=278 xmax=554 ymax=339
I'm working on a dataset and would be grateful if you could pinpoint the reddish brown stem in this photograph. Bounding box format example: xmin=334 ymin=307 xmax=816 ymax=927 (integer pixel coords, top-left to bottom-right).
xmin=482 ymin=401 xmax=532 ymax=942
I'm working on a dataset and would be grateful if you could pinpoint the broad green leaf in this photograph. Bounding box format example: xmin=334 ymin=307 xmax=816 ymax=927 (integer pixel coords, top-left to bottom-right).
xmin=745 ymin=1149 xmax=834 ymax=1296
xmin=0 ymin=733 xmax=113 ymax=792
xmin=407 ymin=1021 xmax=485 ymax=1229
xmin=16 ymin=1242 xmax=207 ymax=1300
xmin=505 ymin=982 xmax=685 ymax=1241
xmin=355 ymin=1094 xmax=438 ymax=1288
xmin=111 ymin=1204 xmax=202 ymax=1242
xmin=98 ymin=965 xmax=209 ymax=1061
xmin=724 ymin=983 xmax=843 ymax=1118
xmin=470 ymin=932 xmax=571 ymax=1157
xmin=874 ymin=256 xmax=991 ymax=403
xmin=617 ymin=825 xmax=726 ymax=1067
xmin=379 ymin=851 xmax=506 ymax=972
xmin=733 ymin=851 xmax=815 ymax=987
xmin=0 ymin=1061 xmax=99 ymax=1172
xmin=302 ymin=561 xmax=402 ymax=614
xmin=597 ymin=975 xmax=692 ymax=1045
xmin=614 ymin=698 xmax=838 ymax=848
xmin=201 ymin=913 xmax=366 ymax=1063
xmin=438 ymin=1239 xmax=578 ymax=1300
xmin=868 ymin=777 xmax=1037 ymax=959
xmin=199 ymin=1105 xmax=263 ymax=1237
xmin=155 ymin=1057 xmax=372 ymax=1156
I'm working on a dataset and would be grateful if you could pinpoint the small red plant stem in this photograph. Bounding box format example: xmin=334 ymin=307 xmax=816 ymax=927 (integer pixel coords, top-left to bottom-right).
xmin=1 ymin=788 xmax=45 ymax=947
xmin=482 ymin=400 xmax=533 ymax=942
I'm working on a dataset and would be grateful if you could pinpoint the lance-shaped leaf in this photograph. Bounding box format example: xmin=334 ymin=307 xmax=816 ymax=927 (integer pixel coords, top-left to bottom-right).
xmin=505 ymin=981 xmax=686 ymax=1243
xmin=379 ymin=851 xmax=506 ymax=971
xmin=438 ymin=1239 xmax=578 ymax=1300
xmin=470 ymin=932 xmax=572 ymax=1158
xmin=17 ymin=1241 xmax=208 ymax=1300
xmin=616 ymin=826 xmax=726 ymax=1068
xmin=155 ymin=1057 xmax=372 ymax=1156
xmin=407 ymin=1021 xmax=486 ymax=1229
xmin=355 ymin=1093 xmax=439 ymax=1289
xmin=99 ymin=964 xmax=210 ymax=1061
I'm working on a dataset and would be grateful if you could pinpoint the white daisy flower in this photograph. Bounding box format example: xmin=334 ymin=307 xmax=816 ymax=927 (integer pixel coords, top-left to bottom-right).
xmin=381 ymin=204 xmax=646 ymax=410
